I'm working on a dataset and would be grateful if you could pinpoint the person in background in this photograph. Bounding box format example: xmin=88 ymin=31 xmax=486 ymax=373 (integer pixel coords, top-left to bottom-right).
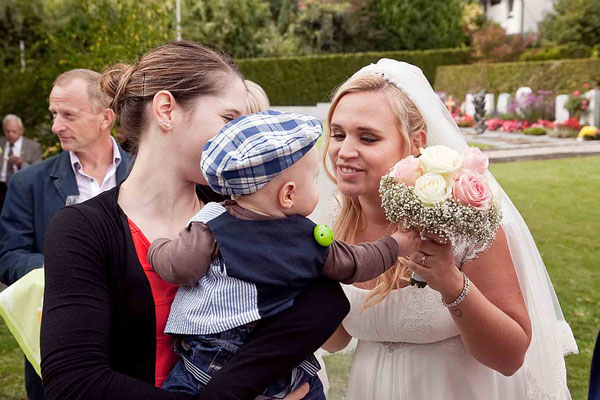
xmin=245 ymin=79 xmax=270 ymax=114
xmin=0 ymin=69 xmax=133 ymax=400
xmin=0 ymin=114 xmax=42 ymax=208
xmin=591 ymin=331 xmax=600 ymax=400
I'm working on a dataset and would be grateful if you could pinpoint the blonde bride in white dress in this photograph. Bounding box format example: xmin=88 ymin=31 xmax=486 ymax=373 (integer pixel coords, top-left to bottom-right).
xmin=320 ymin=59 xmax=577 ymax=399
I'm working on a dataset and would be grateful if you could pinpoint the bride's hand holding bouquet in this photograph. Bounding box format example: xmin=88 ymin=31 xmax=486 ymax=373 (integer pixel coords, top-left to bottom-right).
xmin=379 ymin=145 xmax=503 ymax=288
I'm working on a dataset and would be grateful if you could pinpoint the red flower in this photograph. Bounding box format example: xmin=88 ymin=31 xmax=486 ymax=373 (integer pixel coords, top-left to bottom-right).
xmin=559 ymin=118 xmax=582 ymax=130
xmin=573 ymin=91 xmax=580 ymax=97
xmin=583 ymin=83 xmax=590 ymax=89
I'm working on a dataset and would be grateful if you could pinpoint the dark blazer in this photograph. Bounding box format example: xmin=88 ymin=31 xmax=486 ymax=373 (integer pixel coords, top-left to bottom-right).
xmin=0 ymin=136 xmax=43 ymax=179
xmin=591 ymin=331 xmax=600 ymax=400
xmin=0 ymin=147 xmax=133 ymax=285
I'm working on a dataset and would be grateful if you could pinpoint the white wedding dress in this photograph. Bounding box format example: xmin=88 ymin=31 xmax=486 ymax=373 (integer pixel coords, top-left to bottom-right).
xmin=316 ymin=59 xmax=576 ymax=399
xmin=342 ymin=280 xmax=533 ymax=400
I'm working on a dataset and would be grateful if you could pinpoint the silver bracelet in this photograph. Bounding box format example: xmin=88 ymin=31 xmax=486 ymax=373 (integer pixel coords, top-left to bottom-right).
xmin=441 ymin=272 xmax=470 ymax=308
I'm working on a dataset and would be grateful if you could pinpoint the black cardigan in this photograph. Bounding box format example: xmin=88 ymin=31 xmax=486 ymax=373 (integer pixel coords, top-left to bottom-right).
xmin=41 ymin=187 xmax=349 ymax=400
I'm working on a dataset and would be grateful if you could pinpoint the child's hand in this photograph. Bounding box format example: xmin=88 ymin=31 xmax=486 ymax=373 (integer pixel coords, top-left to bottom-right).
xmin=391 ymin=229 xmax=420 ymax=256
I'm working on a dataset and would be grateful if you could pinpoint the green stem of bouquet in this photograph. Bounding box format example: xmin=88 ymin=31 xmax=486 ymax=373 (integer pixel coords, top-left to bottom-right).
xmin=409 ymin=277 xmax=428 ymax=288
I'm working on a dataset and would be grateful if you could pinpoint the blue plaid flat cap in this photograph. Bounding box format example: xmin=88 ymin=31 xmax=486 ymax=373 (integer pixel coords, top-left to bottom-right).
xmin=201 ymin=110 xmax=323 ymax=196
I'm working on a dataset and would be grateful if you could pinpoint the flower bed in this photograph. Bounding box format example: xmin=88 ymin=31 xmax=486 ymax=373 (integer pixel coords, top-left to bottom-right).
xmin=452 ymin=113 xmax=475 ymax=127
xmin=485 ymin=118 xmax=533 ymax=133
xmin=549 ymin=118 xmax=582 ymax=138
xmin=578 ymin=126 xmax=600 ymax=141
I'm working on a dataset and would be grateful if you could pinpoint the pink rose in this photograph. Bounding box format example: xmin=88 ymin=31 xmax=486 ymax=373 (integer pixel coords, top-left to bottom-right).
xmin=452 ymin=171 xmax=493 ymax=210
xmin=573 ymin=91 xmax=580 ymax=97
xmin=389 ymin=155 xmax=422 ymax=186
xmin=461 ymin=147 xmax=489 ymax=174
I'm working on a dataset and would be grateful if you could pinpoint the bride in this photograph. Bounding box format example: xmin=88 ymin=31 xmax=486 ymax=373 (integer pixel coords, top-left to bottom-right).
xmin=320 ymin=59 xmax=577 ymax=399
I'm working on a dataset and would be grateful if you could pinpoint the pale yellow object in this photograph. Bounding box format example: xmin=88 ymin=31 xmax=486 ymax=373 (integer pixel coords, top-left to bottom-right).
xmin=0 ymin=268 xmax=44 ymax=377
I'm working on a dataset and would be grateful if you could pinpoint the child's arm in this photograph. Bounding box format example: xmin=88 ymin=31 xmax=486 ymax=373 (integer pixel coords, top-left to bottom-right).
xmin=322 ymin=230 xmax=420 ymax=283
xmin=148 ymin=222 xmax=217 ymax=287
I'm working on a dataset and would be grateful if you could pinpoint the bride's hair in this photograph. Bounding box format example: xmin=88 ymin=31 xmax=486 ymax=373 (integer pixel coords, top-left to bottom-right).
xmin=322 ymin=73 xmax=426 ymax=310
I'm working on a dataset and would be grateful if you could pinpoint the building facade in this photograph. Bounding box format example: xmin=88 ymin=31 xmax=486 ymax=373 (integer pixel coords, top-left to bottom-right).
xmin=482 ymin=0 xmax=555 ymax=34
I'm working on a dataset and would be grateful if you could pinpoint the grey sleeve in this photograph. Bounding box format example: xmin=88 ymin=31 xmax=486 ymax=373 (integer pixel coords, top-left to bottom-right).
xmin=148 ymin=222 xmax=217 ymax=287
xmin=321 ymin=236 xmax=399 ymax=284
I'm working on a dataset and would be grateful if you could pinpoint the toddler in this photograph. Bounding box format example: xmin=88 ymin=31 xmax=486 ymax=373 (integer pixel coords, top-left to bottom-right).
xmin=149 ymin=110 xmax=420 ymax=399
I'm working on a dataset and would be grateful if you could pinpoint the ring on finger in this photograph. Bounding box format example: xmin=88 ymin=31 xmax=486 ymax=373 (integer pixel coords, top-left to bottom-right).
xmin=412 ymin=251 xmax=427 ymax=266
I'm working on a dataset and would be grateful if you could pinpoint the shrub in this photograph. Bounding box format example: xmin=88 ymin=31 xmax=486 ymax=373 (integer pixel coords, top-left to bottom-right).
xmin=238 ymin=47 xmax=471 ymax=105
xmin=435 ymin=58 xmax=600 ymax=101
xmin=368 ymin=0 xmax=466 ymax=51
xmin=471 ymin=22 xmax=535 ymax=63
xmin=540 ymin=0 xmax=600 ymax=48
xmin=508 ymin=90 xmax=555 ymax=122
xmin=523 ymin=127 xmax=547 ymax=135
xmin=518 ymin=44 xmax=592 ymax=61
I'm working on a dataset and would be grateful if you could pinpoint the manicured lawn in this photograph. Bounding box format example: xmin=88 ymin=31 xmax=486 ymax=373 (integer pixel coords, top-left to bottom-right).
xmin=467 ymin=141 xmax=496 ymax=150
xmin=324 ymin=155 xmax=600 ymax=400
xmin=0 ymin=312 xmax=26 ymax=399
xmin=1 ymin=156 xmax=598 ymax=399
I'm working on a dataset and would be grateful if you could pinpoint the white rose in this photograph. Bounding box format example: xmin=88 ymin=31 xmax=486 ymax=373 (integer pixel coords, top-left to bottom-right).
xmin=419 ymin=145 xmax=463 ymax=175
xmin=485 ymin=174 xmax=503 ymax=208
xmin=414 ymin=173 xmax=452 ymax=206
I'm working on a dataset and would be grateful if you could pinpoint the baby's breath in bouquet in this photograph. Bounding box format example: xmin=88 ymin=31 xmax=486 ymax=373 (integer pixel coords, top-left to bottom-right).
xmin=379 ymin=145 xmax=503 ymax=288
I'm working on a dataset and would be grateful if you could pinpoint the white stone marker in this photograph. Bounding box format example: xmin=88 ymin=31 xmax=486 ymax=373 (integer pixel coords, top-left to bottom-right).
xmin=555 ymin=94 xmax=569 ymax=123
xmin=496 ymin=93 xmax=512 ymax=114
xmin=465 ymin=93 xmax=475 ymax=116
xmin=484 ymin=93 xmax=495 ymax=115
xmin=514 ymin=87 xmax=532 ymax=115
xmin=580 ymin=89 xmax=600 ymax=127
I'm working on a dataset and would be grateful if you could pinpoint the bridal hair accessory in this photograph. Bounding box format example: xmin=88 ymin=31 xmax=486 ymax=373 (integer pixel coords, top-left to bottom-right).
xmin=379 ymin=145 xmax=503 ymax=288
xmin=344 ymin=58 xmax=576 ymax=397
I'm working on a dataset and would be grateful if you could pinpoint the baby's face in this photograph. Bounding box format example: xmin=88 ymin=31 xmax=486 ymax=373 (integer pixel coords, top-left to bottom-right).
xmin=288 ymin=146 xmax=320 ymax=216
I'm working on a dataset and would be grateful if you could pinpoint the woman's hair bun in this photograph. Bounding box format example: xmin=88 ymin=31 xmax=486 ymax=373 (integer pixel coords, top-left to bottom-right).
xmin=100 ymin=63 xmax=135 ymax=113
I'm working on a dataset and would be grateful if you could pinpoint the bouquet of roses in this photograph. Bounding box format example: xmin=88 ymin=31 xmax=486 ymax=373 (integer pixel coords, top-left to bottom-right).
xmin=379 ymin=145 xmax=503 ymax=288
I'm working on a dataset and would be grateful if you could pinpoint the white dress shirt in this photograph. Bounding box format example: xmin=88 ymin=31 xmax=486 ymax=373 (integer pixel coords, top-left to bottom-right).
xmin=69 ymin=137 xmax=122 ymax=202
xmin=0 ymin=136 xmax=23 ymax=182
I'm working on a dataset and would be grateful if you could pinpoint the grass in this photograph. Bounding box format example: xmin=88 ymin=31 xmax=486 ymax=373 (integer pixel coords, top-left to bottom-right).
xmin=467 ymin=141 xmax=496 ymax=150
xmin=0 ymin=312 xmax=25 ymax=399
xmin=1 ymin=156 xmax=598 ymax=399
xmin=324 ymin=156 xmax=600 ymax=400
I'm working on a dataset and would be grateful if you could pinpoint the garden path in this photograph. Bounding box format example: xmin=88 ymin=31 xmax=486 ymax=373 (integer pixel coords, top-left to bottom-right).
xmin=462 ymin=128 xmax=600 ymax=162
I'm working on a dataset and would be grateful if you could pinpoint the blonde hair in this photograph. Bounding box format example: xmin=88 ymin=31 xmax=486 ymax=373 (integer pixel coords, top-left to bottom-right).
xmin=322 ymin=73 xmax=426 ymax=310
xmin=245 ymin=80 xmax=270 ymax=113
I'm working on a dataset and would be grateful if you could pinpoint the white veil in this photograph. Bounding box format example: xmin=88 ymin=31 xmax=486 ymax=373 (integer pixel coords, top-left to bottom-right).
xmin=346 ymin=59 xmax=579 ymax=398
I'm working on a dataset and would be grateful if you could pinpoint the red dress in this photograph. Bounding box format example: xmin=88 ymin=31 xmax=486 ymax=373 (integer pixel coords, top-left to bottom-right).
xmin=128 ymin=219 xmax=179 ymax=387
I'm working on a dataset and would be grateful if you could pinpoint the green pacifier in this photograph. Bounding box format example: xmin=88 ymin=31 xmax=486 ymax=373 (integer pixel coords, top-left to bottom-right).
xmin=313 ymin=224 xmax=333 ymax=247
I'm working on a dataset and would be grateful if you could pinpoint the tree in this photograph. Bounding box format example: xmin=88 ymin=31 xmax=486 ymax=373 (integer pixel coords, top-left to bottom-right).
xmin=182 ymin=0 xmax=291 ymax=58
xmin=293 ymin=1 xmax=353 ymax=54
xmin=0 ymin=0 xmax=46 ymax=66
xmin=277 ymin=0 xmax=298 ymax=34
xmin=368 ymin=0 xmax=466 ymax=51
xmin=540 ymin=0 xmax=600 ymax=47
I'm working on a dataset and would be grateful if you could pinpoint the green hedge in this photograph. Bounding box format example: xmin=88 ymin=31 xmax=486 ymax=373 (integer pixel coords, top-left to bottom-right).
xmin=435 ymin=58 xmax=600 ymax=101
xmin=519 ymin=44 xmax=592 ymax=62
xmin=236 ymin=48 xmax=470 ymax=105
